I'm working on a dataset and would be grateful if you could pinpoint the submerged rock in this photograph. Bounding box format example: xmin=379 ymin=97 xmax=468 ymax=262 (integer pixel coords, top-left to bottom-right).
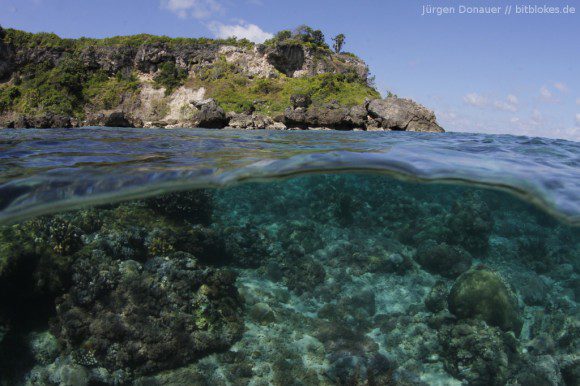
xmin=440 ymin=321 xmax=513 ymax=385
xmin=424 ymin=281 xmax=449 ymax=313
xmin=51 ymin=251 xmax=244 ymax=375
xmin=446 ymin=192 xmax=494 ymax=256
xmin=414 ymin=240 xmax=472 ymax=278
xmin=145 ymin=189 xmax=213 ymax=225
xmin=249 ymin=302 xmax=276 ymax=324
xmin=448 ymin=267 xmax=523 ymax=334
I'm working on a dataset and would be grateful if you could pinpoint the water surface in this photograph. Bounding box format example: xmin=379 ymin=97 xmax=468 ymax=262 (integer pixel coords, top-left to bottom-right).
xmin=1 ymin=128 xmax=578 ymax=224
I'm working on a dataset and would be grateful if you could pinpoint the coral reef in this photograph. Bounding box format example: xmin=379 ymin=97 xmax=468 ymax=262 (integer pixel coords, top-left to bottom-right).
xmin=51 ymin=251 xmax=244 ymax=376
xmin=0 ymin=173 xmax=578 ymax=385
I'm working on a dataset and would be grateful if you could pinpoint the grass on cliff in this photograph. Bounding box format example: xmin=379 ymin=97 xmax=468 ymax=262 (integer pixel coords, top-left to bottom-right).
xmin=190 ymin=72 xmax=380 ymax=115
xmin=2 ymin=28 xmax=254 ymax=51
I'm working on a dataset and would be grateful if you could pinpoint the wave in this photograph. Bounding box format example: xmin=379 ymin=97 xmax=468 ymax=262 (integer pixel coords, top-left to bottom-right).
xmin=0 ymin=128 xmax=578 ymax=225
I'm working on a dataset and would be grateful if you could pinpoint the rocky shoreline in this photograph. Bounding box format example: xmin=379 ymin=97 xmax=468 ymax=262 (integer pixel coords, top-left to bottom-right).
xmin=0 ymin=27 xmax=444 ymax=132
xmin=0 ymin=94 xmax=444 ymax=132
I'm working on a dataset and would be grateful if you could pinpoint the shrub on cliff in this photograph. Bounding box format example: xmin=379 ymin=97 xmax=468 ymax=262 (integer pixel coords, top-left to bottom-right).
xmin=0 ymin=86 xmax=19 ymax=113
xmin=84 ymin=70 xmax=140 ymax=110
xmin=264 ymin=25 xmax=330 ymax=51
xmin=154 ymin=62 xmax=188 ymax=95
xmin=14 ymin=55 xmax=88 ymax=116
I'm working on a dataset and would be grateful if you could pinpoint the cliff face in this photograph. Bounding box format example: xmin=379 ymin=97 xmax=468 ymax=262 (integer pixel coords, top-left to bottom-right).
xmin=0 ymin=27 xmax=443 ymax=132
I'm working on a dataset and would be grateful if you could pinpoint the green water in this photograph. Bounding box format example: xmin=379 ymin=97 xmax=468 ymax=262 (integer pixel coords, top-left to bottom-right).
xmin=0 ymin=173 xmax=578 ymax=385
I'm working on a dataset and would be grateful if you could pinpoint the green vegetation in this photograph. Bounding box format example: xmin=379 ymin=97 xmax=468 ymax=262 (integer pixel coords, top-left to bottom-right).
xmin=3 ymin=28 xmax=254 ymax=51
xmin=332 ymin=34 xmax=346 ymax=53
xmin=2 ymin=29 xmax=76 ymax=50
xmin=0 ymin=54 xmax=141 ymax=116
xmin=0 ymin=26 xmax=377 ymax=119
xmin=264 ymin=25 xmax=331 ymax=51
xmin=153 ymin=62 xmax=188 ymax=95
xmin=76 ymin=34 xmax=254 ymax=50
xmin=84 ymin=71 xmax=141 ymax=110
xmin=7 ymin=55 xmax=87 ymax=116
xmin=190 ymin=71 xmax=379 ymax=115
xmin=0 ymin=86 xmax=20 ymax=112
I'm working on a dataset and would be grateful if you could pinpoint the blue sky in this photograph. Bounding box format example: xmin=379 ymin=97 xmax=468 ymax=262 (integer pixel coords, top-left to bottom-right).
xmin=1 ymin=0 xmax=579 ymax=140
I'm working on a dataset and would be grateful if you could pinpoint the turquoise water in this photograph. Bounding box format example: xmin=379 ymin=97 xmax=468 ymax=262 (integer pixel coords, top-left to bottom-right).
xmin=0 ymin=128 xmax=578 ymax=385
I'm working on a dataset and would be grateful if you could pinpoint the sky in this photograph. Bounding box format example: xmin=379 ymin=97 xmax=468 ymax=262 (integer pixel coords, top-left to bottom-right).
xmin=1 ymin=0 xmax=579 ymax=141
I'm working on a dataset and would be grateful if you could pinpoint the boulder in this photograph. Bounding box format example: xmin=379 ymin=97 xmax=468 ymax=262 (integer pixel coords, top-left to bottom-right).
xmin=105 ymin=111 xmax=134 ymax=127
xmin=448 ymin=267 xmax=523 ymax=334
xmin=440 ymin=321 xmax=511 ymax=385
xmin=266 ymin=121 xmax=286 ymax=130
xmin=290 ymin=94 xmax=312 ymax=109
xmin=414 ymin=241 xmax=472 ymax=278
xmin=283 ymin=106 xmax=308 ymax=128
xmin=28 ymin=114 xmax=72 ymax=128
xmin=346 ymin=105 xmax=367 ymax=127
xmin=367 ymin=96 xmax=443 ymax=132
xmin=192 ymin=99 xmax=227 ymax=128
xmin=424 ymin=281 xmax=449 ymax=313
xmin=228 ymin=112 xmax=287 ymax=130
xmin=306 ymin=103 xmax=350 ymax=129
xmin=13 ymin=115 xmax=30 ymax=129
xmin=228 ymin=113 xmax=254 ymax=129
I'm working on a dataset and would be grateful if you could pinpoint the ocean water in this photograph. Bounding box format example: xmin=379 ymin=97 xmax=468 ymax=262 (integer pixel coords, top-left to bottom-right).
xmin=0 ymin=128 xmax=578 ymax=385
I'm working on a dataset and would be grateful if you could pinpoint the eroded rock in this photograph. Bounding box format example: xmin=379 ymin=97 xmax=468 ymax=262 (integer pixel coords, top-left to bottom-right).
xmin=367 ymin=96 xmax=444 ymax=132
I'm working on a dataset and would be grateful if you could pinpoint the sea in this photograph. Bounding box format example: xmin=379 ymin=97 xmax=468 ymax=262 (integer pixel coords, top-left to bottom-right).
xmin=0 ymin=128 xmax=578 ymax=386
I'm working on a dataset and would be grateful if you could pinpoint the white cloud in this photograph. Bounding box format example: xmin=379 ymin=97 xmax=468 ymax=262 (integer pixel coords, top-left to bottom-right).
xmin=507 ymin=94 xmax=518 ymax=104
xmin=539 ymin=86 xmax=559 ymax=103
xmin=575 ymin=113 xmax=580 ymax=127
xmin=540 ymin=86 xmax=552 ymax=99
xmin=160 ymin=0 xmax=222 ymax=19
xmin=554 ymin=82 xmax=568 ymax=92
xmin=493 ymin=94 xmax=519 ymax=112
xmin=463 ymin=93 xmax=520 ymax=112
xmin=208 ymin=21 xmax=273 ymax=43
xmin=576 ymin=98 xmax=580 ymax=106
xmin=463 ymin=93 xmax=487 ymax=107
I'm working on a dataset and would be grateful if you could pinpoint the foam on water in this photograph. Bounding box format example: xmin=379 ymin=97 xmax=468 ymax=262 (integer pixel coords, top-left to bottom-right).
xmin=0 ymin=128 xmax=578 ymax=225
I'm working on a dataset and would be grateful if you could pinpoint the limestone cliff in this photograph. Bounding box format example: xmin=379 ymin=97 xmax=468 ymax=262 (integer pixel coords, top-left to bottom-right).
xmin=0 ymin=26 xmax=443 ymax=132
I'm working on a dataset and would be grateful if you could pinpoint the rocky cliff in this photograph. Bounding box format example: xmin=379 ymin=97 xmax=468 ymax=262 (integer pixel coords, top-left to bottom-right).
xmin=0 ymin=26 xmax=443 ymax=132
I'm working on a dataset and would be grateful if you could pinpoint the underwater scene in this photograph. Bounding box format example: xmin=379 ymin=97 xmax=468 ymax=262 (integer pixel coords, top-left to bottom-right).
xmin=0 ymin=129 xmax=579 ymax=386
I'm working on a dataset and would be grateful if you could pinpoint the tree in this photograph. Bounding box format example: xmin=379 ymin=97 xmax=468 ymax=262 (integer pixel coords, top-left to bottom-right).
xmin=311 ymin=30 xmax=325 ymax=46
xmin=274 ymin=30 xmax=292 ymax=41
xmin=294 ymin=25 xmax=314 ymax=41
xmin=332 ymin=34 xmax=345 ymax=53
